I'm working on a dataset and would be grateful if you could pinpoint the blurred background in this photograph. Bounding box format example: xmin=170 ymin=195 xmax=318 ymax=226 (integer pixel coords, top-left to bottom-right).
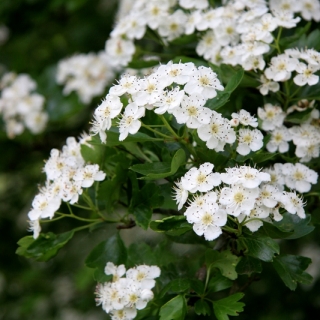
xmin=1 ymin=1 xmax=320 ymax=319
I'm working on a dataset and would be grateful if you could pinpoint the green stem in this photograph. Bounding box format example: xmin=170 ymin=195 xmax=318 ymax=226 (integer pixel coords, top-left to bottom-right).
xmin=39 ymin=216 xmax=65 ymax=223
xmin=55 ymin=211 xmax=100 ymax=222
xmin=72 ymin=204 xmax=92 ymax=211
xmin=72 ymin=222 xmax=101 ymax=233
xmin=204 ymin=265 xmax=211 ymax=293
xmin=158 ymin=115 xmax=180 ymax=139
xmin=141 ymin=122 xmax=173 ymax=140
xmin=274 ymin=27 xmax=283 ymax=54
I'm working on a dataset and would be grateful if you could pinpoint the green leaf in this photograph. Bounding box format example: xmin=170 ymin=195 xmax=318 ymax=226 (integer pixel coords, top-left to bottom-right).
xmin=236 ymin=256 xmax=262 ymax=276
xmin=285 ymin=109 xmax=313 ymax=124
xmin=159 ymin=295 xmax=187 ymax=320
xmin=213 ymin=293 xmax=245 ymax=320
xmin=160 ymin=279 xmax=190 ymax=298
xmin=127 ymin=59 xmax=160 ymax=69
xmin=16 ymin=231 xmax=74 ymax=262
xmin=273 ymin=213 xmax=314 ymax=239
xmin=105 ymin=127 xmax=161 ymax=147
xmin=195 ymin=300 xmax=211 ymax=316
xmin=150 ymin=215 xmax=192 ymax=236
xmin=170 ymin=34 xmax=197 ymax=45
xmin=207 ymin=272 xmax=233 ymax=293
xmin=251 ymin=151 xmax=278 ymax=164
xmin=224 ymin=68 xmax=244 ymax=93
xmin=81 ymin=143 xmax=105 ymax=165
xmin=134 ymin=203 xmax=152 ymax=230
xmin=127 ymin=242 xmax=158 ymax=267
xmin=190 ymin=279 xmax=205 ymax=295
xmin=273 ymin=254 xmax=313 ymax=290
xmin=85 ymin=233 xmax=127 ymax=269
xmin=206 ymin=250 xmax=240 ymax=280
xmin=130 ymin=149 xmax=186 ymax=180
xmin=239 ymin=235 xmax=279 ymax=262
xmin=254 ymin=221 xmax=293 ymax=239
xmin=98 ymin=160 xmax=128 ymax=214
xmin=16 ymin=236 xmax=37 ymax=259
xmin=204 ymin=91 xmax=230 ymax=110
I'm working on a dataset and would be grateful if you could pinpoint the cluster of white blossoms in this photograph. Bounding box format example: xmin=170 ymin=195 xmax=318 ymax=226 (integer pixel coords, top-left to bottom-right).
xmin=90 ymin=61 xmax=265 ymax=157
xmin=95 ymin=262 xmax=160 ymax=320
xmin=105 ymin=0 xmax=320 ymax=71
xmin=27 ymin=134 xmax=106 ymax=239
xmin=174 ymin=162 xmax=318 ymax=239
xmin=0 ymin=72 xmax=47 ymax=138
xmin=258 ymin=101 xmax=320 ymax=162
xmin=56 ymin=52 xmax=115 ymax=104
xmin=263 ymin=48 xmax=320 ymax=89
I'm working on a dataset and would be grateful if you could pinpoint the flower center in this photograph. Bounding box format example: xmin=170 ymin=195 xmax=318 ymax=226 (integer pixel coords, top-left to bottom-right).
xmin=294 ymin=171 xmax=304 ymax=181
xmin=201 ymin=212 xmax=213 ymax=225
xmin=210 ymin=123 xmax=219 ymax=134
xmin=187 ymin=106 xmax=198 ymax=116
xmin=197 ymin=173 xmax=207 ymax=184
xmin=234 ymin=192 xmax=244 ymax=203
xmin=199 ymin=76 xmax=210 ymax=86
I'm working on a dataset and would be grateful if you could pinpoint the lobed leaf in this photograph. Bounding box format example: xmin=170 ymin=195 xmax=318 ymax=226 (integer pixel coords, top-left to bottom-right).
xmin=273 ymin=254 xmax=313 ymax=290
xmin=213 ymin=293 xmax=245 ymax=320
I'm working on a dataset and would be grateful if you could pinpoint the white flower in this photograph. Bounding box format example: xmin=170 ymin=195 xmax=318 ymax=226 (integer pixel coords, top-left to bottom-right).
xmin=105 ymin=262 xmax=126 ymax=282
xmin=258 ymin=75 xmax=280 ymax=95
xmin=105 ymin=38 xmax=135 ymax=67
xmin=156 ymin=61 xmax=196 ymax=86
xmin=231 ymin=109 xmax=258 ymax=127
xmin=257 ymin=103 xmax=285 ymax=130
xmin=188 ymin=201 xmax=227 ymax=240
xmin=118 ymin=103 xmax=145 ymax=141
xmin=237 ymin=128 xmax=264 ymax=155
xmin=181 ymin=162 xmax=221 ymax=193
xmin=282 ymin=163 xmax=318 ymax=193
xmin=266 ymin=126 xmax=291 ymax=153
xmin=219 ymin=184 xmax=259 ymax=216
xmin=172 ymin=94 xmax=212 ymax=129
xmin=173 ymin=180 xmax=189 ymax=210
xmin=28 ymin=192 xmax=61 ymax=220
xmin=220 ymin=166 xmax=270 ymax=189
xmin=73 ymin=164 xmax=106 ymax=188
xmin=94 ymin=95 xmax=123 ymax=131
xmin=264 ymin=54 xmax=299 ymax=81
xmin=197 ymin=111 xmax=236 ymax=152
xmin=158 ymin=10 xmax=187 ymax=41
xmin=184 ymin=66 xmax=224 ymax=99
xmin=238 ymin=202 xmax=270 ymax=232
xmin=258 ymin=184 xmax=281 ymax=208
xmin=154 ymin=88 xmax=185 ymax=115
xmin=109 ymin=74 xmax=141 ymax=96
xmin=293 ymin=63 xmax=320 ymax=86
xmin=28 ymin=219 xmax=41 ymax=239
xmin=281 ymin=191 xmax=306 ymax=218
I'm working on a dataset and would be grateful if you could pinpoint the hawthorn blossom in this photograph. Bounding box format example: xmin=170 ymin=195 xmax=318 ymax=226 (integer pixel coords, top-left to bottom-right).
xmin=236 ymin=128 xmax=264 ymax=155
xmin=293 ymin=63 xmax=320 ymax=86
xmin=281 ymin=191 xmax=306 ymax=218
xmin=184 ymin=66 xmax=224 ymax=99
xmin=266 ymin=126 xmax=291 ymax=153
xmin=181 ymin=162 xmax=221 ymax=193
xmin=118 ymin=103 xmax=145 ymax=141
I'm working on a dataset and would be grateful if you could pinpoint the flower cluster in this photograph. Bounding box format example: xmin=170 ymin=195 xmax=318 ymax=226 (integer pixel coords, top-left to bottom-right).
xmin=56 ymin=52 xmax=115 ymax=104
xmin=27 ymin=134 xmax=106 ymax=239
xmin=105 ymin=0 xmax=320 ymax=70
xmin=0 ymin=72 xmax=47 ymax=138
xmin=174 ymin=162 xmax=317 ymax=239
xmin=90 ymin=61 xmax=265 ymax=157
xmin=95 ymin=262 xmax=160 ymax=320
xmin=258 ymin=101 xmax=320 ymax=162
